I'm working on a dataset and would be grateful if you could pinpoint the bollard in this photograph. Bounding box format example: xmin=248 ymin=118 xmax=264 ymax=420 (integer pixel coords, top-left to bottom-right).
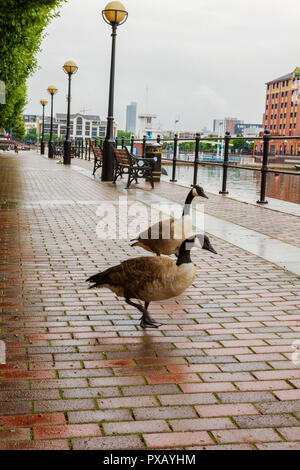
xmin=219 ymin=131 xmax=231 ymax=195
xmin=121 ymin=136 xmax=125 ymax=148
xmin=192 ymin=133 xmax=200 ymax=187
xmin=257 ymin=129 xmax=270 ymax=204
xmin=88 ymin=140 xmax=91 ymax=160
xmin=170 ymin=134 xmax=178 ymax=182
xmin=157 ymin=134 xmax=161 ymax=144
xmin=85 ymin=140 xmax=88 ymax=160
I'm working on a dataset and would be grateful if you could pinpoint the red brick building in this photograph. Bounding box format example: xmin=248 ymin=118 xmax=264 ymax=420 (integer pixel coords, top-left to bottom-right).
xmin=254 ymin=67 xmax=300 ymax=157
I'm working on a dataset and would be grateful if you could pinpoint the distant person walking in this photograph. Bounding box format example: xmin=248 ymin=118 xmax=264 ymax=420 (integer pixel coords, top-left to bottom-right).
xmin=14 ymin=144 xmax=18 ymax=154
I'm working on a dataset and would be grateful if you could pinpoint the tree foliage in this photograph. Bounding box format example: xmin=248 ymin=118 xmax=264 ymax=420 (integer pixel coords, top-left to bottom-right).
xmin=231 ymin=134 xmax=246 ymax=151
xmin=0 ymin=0 xmax=65 ymax=135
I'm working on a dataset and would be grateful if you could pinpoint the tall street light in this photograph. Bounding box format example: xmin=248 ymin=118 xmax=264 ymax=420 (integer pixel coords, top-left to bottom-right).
xmin=47 ymin=85 xmax=58 ymax=159
xmin=40 ymin=99 xmax=48 ymax=155
xmin=101 ymin=1 xmax=128 ymax=181
xmin=63 ymin=60 xmax=78 ymax=165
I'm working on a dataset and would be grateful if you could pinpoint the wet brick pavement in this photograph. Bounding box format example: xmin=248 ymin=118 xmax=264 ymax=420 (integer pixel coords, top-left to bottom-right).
xmin=0 ymin=150 xmax=300 ymax=450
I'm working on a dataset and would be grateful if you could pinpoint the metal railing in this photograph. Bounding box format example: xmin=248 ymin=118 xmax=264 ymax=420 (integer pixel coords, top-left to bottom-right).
xmin=54 ymin=131 xmax=300 ymax=205
xmin=115 ymin=131 xmax=300 ymax=205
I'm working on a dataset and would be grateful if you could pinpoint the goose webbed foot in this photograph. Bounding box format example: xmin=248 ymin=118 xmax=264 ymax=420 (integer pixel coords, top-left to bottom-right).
xmin=140 ymin=315 xmax=162 ymax=329
xmin=140 ymin=302 xmax=161 ymax=328
xmin=125 ymin=298 xmax=161 ymax=329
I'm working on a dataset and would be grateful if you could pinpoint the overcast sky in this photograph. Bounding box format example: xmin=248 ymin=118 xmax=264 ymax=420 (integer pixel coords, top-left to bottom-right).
xmin=24 ymin=0 xmax=300 ymax=132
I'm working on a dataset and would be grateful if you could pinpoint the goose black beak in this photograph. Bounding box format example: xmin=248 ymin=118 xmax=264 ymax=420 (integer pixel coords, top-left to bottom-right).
xmin=201 ymin=235 xmax=218 ymax=254
xmin=207 ymin=245 xmax=218 ymax=255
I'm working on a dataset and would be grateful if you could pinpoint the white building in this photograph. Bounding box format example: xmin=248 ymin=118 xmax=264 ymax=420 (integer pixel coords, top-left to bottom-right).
xmin=137 ymin=113 xmax=162 ymax=139
xmin=23 ymin=113 xmax=117 ymax=139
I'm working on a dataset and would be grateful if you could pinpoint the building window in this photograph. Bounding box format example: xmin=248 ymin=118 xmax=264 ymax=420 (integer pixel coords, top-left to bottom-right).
xmin=280 ymin=124 xmax=282 ymax=129
xmin=286 ymin=80 xmax=289 ymax=86
xmin=275 ymin=104 xmax=277 ymax=109
xmin=294 ymin=123 xmax=297 ymax=128
xmin=284 ymin=113 xmax=286 ymax=118
xmin=285 ymin=91 xmax=288 ymax=96
xmin=270 ymin=125 xmax=273 ymax=129
xmin=266 ymin=94 xmax=269 ymax=100
xmin=276 ymin=93 xmax=278 ymax=98
xmin=281 ymin=92 xmax=284 ymax=97
xmin=283 ymin=124 xmax=286 ymax=129
xmin=274 ymin=114 xmax=277 ymax=119
xmin=285 ymin=103 xmax=287 ymax=108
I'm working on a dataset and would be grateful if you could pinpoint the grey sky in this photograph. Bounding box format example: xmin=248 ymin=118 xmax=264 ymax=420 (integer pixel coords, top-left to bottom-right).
xmin=24 ymin=0 xmax=300 ymax=132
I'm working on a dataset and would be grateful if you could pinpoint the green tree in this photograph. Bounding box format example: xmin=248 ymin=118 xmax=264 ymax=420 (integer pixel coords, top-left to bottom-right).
xmin=0 ymin=1 xmax=65 ymax=133
xmin=231 ymin=134 xmax=246 ymax=151
xmin=25 ymin=127 xmax=37 ymax=142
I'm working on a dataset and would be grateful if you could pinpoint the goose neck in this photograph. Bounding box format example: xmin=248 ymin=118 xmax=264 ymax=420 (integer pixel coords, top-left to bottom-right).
xmin=182 ymin=190 xmax=194 ymax=216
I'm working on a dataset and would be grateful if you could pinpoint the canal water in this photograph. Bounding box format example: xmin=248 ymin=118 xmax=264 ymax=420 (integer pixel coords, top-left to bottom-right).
xmin=162 ymin=162 xmax=300 ymax=204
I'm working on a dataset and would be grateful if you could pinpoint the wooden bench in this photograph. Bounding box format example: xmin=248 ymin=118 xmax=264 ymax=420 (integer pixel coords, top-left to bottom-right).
xmin=113 ymin=148 xmax=154 ymax=189
xmin=49 ymin=141 xmax=63 ymax=158
xmin=92 ymin=145 xmax=103 ymax=175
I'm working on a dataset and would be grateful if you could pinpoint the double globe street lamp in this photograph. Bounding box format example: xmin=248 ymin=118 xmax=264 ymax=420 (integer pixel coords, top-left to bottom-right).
xmin=47 ymin=85 xmax=58 ymax=159
xmin=40 ymin=99 xmax=48 ymax=155
xmin=63 ymin=60 xmax=78 ymax=165
xmin=101 ymin=1 xmax=128 ymax=181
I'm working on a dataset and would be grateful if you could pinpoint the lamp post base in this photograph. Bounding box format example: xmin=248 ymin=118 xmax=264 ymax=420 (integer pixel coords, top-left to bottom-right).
xmin=219 ymin=191 xmax=229 ymax=195
xmin=64 ymin=140 xmax=72 ymax=165
xmin=101 ymin=139 xmax=115 ymax=181
xmin=257 ymin=200 xmax=268 ymax=204
xmin=41 ymin=141 xmax=45 ymax=155
xmin=48 ymin=143 xmax=54 ymax=159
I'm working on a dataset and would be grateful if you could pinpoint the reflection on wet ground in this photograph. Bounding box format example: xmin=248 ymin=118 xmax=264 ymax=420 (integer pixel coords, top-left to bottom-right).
xmin=162 ymin=164 xmax=300 ymax=204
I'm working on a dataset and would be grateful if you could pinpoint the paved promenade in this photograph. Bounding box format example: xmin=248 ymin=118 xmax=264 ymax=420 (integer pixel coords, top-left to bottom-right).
xmin=0 ymin=150 xmax=300 ymax=450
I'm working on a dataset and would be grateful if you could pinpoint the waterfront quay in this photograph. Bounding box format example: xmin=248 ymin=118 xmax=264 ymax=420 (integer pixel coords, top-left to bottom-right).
xmin=0 ymin=150 xmax=300 ymax=450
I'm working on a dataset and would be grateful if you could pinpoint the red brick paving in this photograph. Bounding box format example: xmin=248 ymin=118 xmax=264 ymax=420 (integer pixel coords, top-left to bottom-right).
xmin=0 ymin=151 xmax=300 ymax=450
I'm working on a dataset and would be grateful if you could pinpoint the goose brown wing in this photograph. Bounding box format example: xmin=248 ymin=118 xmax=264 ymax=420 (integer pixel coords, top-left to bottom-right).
xmin=138 ymin=218 xmax=175 ymax=241
xmin=120 ymin=256 xmax=176 ymax=299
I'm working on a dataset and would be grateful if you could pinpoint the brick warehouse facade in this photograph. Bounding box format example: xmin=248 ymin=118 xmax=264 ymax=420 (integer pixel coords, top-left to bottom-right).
xmin=254 ymin=67 xmax=300 ymax=157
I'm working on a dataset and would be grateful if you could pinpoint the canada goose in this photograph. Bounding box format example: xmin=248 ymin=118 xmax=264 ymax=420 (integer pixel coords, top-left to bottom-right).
xmin=130 ymin=185 xmax=208 ymax=256
xmin=86 ymin=234 xmax=217 ymax=328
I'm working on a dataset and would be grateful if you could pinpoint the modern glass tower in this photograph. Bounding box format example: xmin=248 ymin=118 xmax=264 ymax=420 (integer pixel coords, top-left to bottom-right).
xmin=125 ymin=101 xmax=137 ymax=134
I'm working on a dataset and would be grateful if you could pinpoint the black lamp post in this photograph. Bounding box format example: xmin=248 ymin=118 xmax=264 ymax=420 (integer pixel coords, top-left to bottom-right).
xmin=63 ymin=60 xmax=78 ymax=165
xmin=40 ymin=99 xmax=47 ymax=155
xmin=101 ymin=1 xmax=128 ymax=181
xmin=47 ymin=85 xmax=58 ymax=158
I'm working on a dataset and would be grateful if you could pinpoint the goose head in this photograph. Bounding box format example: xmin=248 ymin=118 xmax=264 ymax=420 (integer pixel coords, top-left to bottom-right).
xmin=191 ymin=185 xmax=208 ymax=199
xmin=177 ymin=234 xmax=217 ymax=265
